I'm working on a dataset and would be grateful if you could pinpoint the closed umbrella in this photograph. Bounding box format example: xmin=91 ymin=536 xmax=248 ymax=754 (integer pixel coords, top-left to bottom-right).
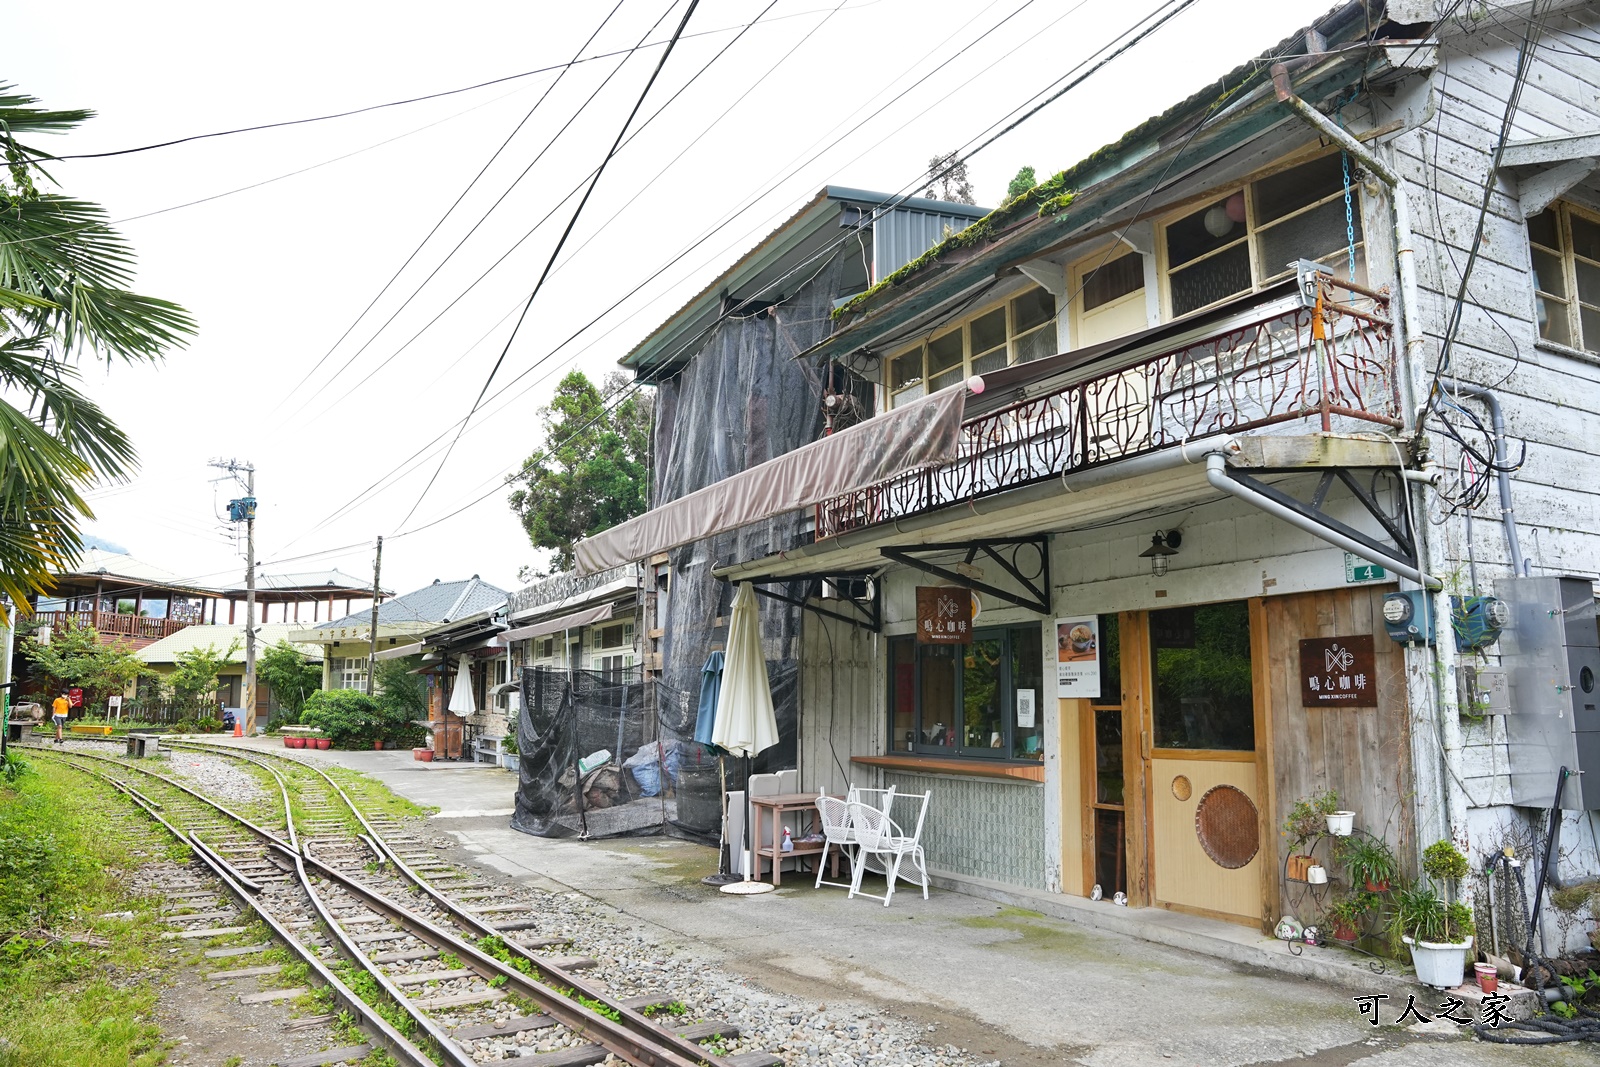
xmin=695 ymin=650 xmax=741 ymax=887
xmin=712 ymin=583 xmax=779 ymax=895
xmin=448 ymin=658 xmax=477 ymax=714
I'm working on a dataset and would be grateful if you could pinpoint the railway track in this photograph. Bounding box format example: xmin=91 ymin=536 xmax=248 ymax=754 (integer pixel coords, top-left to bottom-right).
xmin=28 ymin=739 xmax=779 ymax=1067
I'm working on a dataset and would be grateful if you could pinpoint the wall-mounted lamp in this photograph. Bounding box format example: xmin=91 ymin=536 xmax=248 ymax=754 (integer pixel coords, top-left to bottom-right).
xmin=1139 ymin=530 xmax=1182 ymax=577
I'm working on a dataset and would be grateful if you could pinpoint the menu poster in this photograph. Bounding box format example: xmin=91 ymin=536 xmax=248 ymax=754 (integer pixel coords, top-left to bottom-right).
xmin=1055 ymin=617 xmax=1101 ymax=699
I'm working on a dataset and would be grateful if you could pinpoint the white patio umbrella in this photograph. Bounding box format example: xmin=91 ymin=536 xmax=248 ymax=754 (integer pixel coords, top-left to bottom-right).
xmin=711 ymin=583 xmax=779 ymax=895
xmin=448 ymin=657 xmax=476 ymax=714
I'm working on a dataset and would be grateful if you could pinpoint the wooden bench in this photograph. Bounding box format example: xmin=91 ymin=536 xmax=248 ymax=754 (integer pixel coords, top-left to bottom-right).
xmin=279 ymin=725 xmax=318 ymax=736
xmin=69 ymin=723 xmax=115 ymax=736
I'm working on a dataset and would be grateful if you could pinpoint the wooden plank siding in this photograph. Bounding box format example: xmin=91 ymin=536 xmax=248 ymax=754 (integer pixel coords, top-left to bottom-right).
xmin=1259 ymin=588 xmax=1415 ymax=917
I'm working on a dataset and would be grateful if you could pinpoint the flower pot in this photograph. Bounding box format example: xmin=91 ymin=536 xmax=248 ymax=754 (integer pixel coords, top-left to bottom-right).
xmin=1287 ymin=854 xmax=1316 ymax=881
xmin=283 ymin=736 xmax=294 ymax=748
xmin=1331 ymin=921 xmax=1359 ymax=943
xmin=501 ymin=752 xmax=519 ymax=772
xmin=373 ymin=739 xmax=384 ymax=750
xmin=1474 ymin=962 xmax=1498 ymax=993
xmin=287 ymin=736 xmax=306 ymax=748
xmin=1306 ymin=864 xmax=1329 ymax=885
xmin=315 ymin=738 xmax=331 ymax=750
xmin=1404 ymin=935 xmax=1473 ymax=989
xmin=413 ymin=747 xmax=434 ymax=763
xmin=1364 ymin=877 xmax=1391 ymax=893
xmin=1325 ymin=811 xmax=1355 ymax=836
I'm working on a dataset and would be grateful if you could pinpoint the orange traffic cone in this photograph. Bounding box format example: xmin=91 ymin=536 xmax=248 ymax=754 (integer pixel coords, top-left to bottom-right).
xmin=233 ymin=717 xmax=243 ymax=737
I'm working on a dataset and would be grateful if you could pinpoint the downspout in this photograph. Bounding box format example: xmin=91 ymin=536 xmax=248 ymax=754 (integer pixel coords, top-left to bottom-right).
xmin=1271 ymin=64 xmax=1468 ymax=851
xmin=1437 ymin=379 xmax=1527 ymax=577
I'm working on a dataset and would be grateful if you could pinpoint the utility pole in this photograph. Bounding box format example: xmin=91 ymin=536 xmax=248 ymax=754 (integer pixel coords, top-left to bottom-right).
xmin=366 ymin=536 xmax=383 ymax=696
xmin=211 ymin=459 xmax=258 ymax=733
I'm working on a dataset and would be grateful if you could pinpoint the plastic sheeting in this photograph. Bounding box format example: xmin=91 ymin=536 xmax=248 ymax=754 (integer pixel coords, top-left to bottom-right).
xmin=510 ymin=663 xmax=798 ymax=840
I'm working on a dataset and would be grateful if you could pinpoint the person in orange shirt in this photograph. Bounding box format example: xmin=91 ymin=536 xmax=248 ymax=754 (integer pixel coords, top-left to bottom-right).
xmin=51 ymin=692 xmax=70 ymax=743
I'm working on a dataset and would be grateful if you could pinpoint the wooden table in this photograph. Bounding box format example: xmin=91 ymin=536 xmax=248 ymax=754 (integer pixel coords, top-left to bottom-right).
xmin=749 ymin=792 xmax=840 ymax=887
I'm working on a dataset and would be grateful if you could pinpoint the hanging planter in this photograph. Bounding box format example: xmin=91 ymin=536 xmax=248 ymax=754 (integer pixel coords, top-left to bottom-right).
xmin=1325 ymin=810 xmax=1355 ymax=836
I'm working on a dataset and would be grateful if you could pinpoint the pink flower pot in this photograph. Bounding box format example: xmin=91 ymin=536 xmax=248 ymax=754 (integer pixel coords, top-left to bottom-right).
xmin=287 ymin=736 xmax=306 ymax=749
xmin=283 ymin=736 xmax=293 ymax=748
xmin=1475 ymin=962 xmax=1498 ymax=993
xmin=315 ymin=738 xmax=331 ymax=750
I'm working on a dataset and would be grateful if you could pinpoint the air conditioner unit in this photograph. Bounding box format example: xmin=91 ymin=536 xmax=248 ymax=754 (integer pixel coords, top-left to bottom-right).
xmin=822 ymin=576 xmax=872 ymax=601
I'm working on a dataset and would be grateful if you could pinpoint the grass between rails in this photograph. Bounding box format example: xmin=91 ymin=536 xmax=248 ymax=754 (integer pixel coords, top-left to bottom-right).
xmin=0 ymin=759 xmax=176 ymax=1066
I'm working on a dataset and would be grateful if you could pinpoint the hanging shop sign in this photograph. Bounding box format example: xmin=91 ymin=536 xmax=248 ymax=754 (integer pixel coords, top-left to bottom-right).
xmin=1055 ymin=616 xmax=1101 ymax=699
xmin=1298 ymin=635 xmax=1377 ymax=706
xmin=916 ymin=586 xmax=972 ymax=644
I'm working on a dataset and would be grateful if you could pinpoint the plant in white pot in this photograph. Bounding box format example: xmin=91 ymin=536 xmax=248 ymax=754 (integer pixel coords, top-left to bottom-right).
xmin=1391 ymin=840 xmax=1474 ymax=988
xmin=500 ymin=730 xmax=520 ymax=771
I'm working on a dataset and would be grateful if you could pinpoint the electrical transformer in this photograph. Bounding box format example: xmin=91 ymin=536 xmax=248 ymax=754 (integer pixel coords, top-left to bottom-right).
xmin=1496 ymin=576 xmax=1600 ymax=810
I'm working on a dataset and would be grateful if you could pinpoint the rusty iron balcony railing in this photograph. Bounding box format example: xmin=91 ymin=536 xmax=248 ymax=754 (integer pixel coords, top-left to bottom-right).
xmin=816 ymin=276 xmax=1397 ymax=540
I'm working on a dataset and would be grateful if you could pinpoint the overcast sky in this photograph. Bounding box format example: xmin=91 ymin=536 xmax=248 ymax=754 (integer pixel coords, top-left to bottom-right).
xmin=11 ymin=0 xmax=1334 ymax=599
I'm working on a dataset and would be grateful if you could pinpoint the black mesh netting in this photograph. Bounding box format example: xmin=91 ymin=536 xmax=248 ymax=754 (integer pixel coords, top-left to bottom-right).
xmin=511 ymin=249 xmax=853 ymax=843
xmin=511 ymin=663 xmax=797 ymax=840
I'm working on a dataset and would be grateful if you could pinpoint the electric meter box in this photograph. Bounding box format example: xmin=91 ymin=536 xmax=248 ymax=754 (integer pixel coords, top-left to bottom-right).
xmin=1496 ymin=576 xmax=1600 ymax=810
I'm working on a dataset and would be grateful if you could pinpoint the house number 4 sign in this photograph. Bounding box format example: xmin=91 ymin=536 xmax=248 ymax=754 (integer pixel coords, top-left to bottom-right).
xmin=1298 ymin=635 xmax=1377 ymax=707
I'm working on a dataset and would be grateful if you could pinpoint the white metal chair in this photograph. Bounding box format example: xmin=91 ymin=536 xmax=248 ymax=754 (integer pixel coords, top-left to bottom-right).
xmin=846 ymin=790 xmax=930 ymax=906
xmin=815 ymin=786 xmax=894 ymax=890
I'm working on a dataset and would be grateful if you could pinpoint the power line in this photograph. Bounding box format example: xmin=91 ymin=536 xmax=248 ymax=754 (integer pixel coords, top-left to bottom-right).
xmin=399 ymin=0 xmax=706 ymax=528
xmin=270 ymin=0 xmax=631 ymax=416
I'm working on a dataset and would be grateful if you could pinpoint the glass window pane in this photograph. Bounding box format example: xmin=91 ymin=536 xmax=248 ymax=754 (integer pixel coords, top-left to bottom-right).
xmin=928 ymin=331 xmax=963 ymax=376
xmin=962 ymin=635 xmax=1005 ymax=753
xmin=1010 ymin=625 xmax=1044 ymax=760
xmin=1582 ymin=306 xmax=1600 ymax=355
xmin=1257 ymin=197 xmax=1358 ymax=281
xmin=1169 ymin=243 xmax=1251 ymax=317
xmin=1013 ymin=322 xmax=1057 ymax=364
xmin=929 ymin=367 xmax=963 ymax=393
xmin=971 ymin=348 xmax=1008 ymax=375
xmin=1254 ymin=154 xmax=1344 ymax=224
xmin=1527 ymin=208 xmax=1561 ymax=250
xmin=1095 ymin=709 xmax=1123 ymax=804
xmin=971 ymin=308 xmax=1006 ymax=354
xmin=893 ymin=381 xmax=925 ymax=406
xmin=1011 ymin=286 xmax=1056 ymax=333
xmin=1166 ymin=197 xmax=1244 ymax=268
xmin=889 ymin=637 xmax=915 ymax=752
xmin=1093 ymin=613 xmax=1121 ymax=706
xmin=1576 ymin=258 xmax=1600 ymax=305
xmin=1082 ymin=251 xmax=1145 ymax=311
xmin=919 ymin=645 xmax=958 ymax=747
xmin=1533 ymin=247 xmax=1569 ymax=298
xmin=1572 ymin=213 xmax=1600 ymax=262
xmin=1539 ymin=295 xmax=1573 ymax=347
xmin=1151 ymin=601 xmax=1255 ymax=751
xmin=1094 ymin=807 xmax=1126 ymax=895
xmin=890 ymin=349 xmax=923 ymax=391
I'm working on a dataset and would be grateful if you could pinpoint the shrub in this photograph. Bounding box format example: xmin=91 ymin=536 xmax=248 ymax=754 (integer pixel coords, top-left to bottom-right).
xmin=302 ymin=690 xmax=385 ymax=748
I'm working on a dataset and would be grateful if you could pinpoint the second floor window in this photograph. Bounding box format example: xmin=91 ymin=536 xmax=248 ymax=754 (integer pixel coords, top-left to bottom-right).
xmin=887 ymin=287 xmax=1057 ymax=407
xmin=1162 ymin=152 xmax=1364 ymax=318
xmin=1529 ymin=201 xmax=1600 ymax=354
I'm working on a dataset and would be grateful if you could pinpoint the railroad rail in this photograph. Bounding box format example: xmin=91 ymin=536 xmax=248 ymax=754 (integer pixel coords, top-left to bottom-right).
xmin=28 ymin=739 xmax=777 ymax=1067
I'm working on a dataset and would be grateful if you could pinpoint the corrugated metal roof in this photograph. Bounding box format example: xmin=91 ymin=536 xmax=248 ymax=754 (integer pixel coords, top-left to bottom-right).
xmin=307 ymin=576 xmax=509 ymax=631
xmin=138 ymin=623 xmax=323 ymax=664
xmin=874 ymin=207 xmax=992 ymax=282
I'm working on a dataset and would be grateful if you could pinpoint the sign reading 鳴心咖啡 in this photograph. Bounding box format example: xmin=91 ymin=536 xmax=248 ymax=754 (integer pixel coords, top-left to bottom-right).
xmin=1298 ymin=635 xmax=1377 ymax=706
xmin=916 ymin=586 xmax=972 ymax=645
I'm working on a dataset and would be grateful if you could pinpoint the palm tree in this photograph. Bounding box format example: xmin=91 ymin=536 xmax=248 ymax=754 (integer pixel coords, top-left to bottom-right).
xmin=0 ymin=83 xmax=195 ymax=616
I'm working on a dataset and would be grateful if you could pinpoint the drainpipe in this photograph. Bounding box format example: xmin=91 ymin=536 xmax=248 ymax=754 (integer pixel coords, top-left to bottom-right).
xmin=1437 ymin=379 xmax=1526 ymax=577
xmin=1271 ymin=65 xmax=1468 ymax=853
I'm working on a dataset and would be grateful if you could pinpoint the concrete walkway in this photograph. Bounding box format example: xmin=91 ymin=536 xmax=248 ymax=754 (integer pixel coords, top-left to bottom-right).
xmin=211 ymin=738 xmax=1587 ymax=1066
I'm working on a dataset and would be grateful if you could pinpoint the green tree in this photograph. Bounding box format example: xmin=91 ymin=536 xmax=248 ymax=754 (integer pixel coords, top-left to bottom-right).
xmin=1005 ymin=165 xmax=1037 ymax=203
xmin=0 ymin=85 xmax=195 ymax=617
xmin=257 ymin=640 xmax=321 ymax=722
xmin=923 ymin=150 xmax=975 ymax=205
xmin=168 ymin=640 xmax=241 ymax=712
xmin=20 ymin=620 xmax=148 ymax=707
xmin=372 ymin=655 xmax=429 ymax=748
xmin=507 ymin=370 xmax=651 ymax=569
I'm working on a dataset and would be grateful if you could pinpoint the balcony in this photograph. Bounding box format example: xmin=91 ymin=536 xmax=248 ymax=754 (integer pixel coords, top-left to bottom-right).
xmin=817 ymin=275 xmax=1397 ymax=540
xmin=34 ymin=610 xmax=195 ymax=643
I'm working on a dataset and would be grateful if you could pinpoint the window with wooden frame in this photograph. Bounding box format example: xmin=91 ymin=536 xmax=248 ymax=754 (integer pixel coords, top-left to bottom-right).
xmin=1528 ymin=201 xmax=1600 ymax=354
xmin=1160 ymin=152 xmax=1365 ymax=319
xmin=887 ymin=624 xmax=1044 ymax=761
xmin=886 ymin=287 xmax=1058 ymax=407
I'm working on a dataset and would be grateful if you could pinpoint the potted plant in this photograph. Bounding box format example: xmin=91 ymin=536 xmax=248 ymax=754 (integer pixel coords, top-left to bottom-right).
xmin=500 ymin=731 xmax=520 ymax=771
xmin=1336 ymin=835 xmax=1398 ymax=893
xmin=287 ymin=735 xmax=306 ymax=749
xmin=1325 ymin=806 xmax=1356 ymax=837
xmin=313 ymin=732 xmax=332 ymax=750
xmin=1327 ymin=893 xmax=1372 ymax=943
xmin=1392 ymin=840 xmax=1475 ymax=988
xmin=1282 ymin=791 xmax=1337 ymax=880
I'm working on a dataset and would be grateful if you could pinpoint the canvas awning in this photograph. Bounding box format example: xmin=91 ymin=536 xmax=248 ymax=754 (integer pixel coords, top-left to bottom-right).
xmin=496 ymin=602 xmax=615 ymax=645
xmin=373 ymin=641 xmax=424 ymax=661
xmin=572 ymin=384 xmax=968 ymax=575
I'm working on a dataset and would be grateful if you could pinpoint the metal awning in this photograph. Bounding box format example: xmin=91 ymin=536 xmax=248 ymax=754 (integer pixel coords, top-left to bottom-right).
xmin=496 ymin=603 xmax=614 ymax=645
xmin=373 ymin=641 xmax=424 ymax=661
xmin=572 ymin=384 xmax=968 ymax=575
